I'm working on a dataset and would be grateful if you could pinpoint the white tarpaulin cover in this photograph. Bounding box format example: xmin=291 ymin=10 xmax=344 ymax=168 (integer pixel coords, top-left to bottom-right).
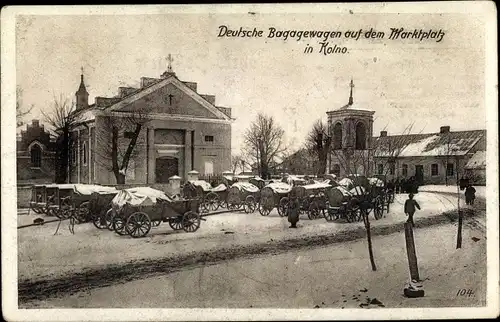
xmin=74 ymin=184 xmax=118 ymax=195
xmin=267 ymin=182 xmax=292 ymax=194
xmin=232 ymin=182 xmax=259 ymax=193
xmin=189 ymin=180 xmax=213 ymax=192
xmin=334 ymin=186 xmax=352 ymax=197
xmin=112 ymin=187 xmax=172 ymax=208
xmin=338 ymin=178 xmax=354 ymax=187
xmin=45 ymin=183 xmax=78 ymax=189
xmin=211 ymin=184 xmax=227 ymax=192
xmin=368 ymin=177 xmax=385 ymax=187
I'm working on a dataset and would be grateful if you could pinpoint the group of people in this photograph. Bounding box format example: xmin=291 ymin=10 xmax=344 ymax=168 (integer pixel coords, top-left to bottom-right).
xmin=386 ymin=177 xmax=419 ymax=195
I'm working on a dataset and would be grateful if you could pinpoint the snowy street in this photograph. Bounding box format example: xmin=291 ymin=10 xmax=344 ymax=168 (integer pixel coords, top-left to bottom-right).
xmin=17 ymin=188 xmax=486 ymax=309
xmin=23 ymin=221 xmax=487 ymax=309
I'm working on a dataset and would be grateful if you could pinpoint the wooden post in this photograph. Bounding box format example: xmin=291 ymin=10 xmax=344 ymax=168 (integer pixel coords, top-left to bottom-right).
xmin=404 ymin=222 xmax=420 ymax=281
xmin=456 ymin=158 xmax=463 ymax=249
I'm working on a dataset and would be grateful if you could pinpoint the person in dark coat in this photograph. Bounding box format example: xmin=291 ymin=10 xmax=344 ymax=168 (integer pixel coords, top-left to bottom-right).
xmin=287 ymin=196 xmax=300 ymax=228
xmin=395 ymin=178 xmax=401 ymax=194
xmin=465 ymin=185 xmax=476 ymax=205
xmin=404 ymin=193 xmax=421 ymax=227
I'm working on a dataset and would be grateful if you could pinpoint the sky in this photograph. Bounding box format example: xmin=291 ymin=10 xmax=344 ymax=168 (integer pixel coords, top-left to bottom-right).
xmin=15 ymin=11 xmax=487 ymax=154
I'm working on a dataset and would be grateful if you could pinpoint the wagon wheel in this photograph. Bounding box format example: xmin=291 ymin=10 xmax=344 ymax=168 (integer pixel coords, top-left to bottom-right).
xmin=205 ymin=192 xmax=220 ymax=212
xmin=75 ymin=202 xmax=90 ymax=224
xmin=278 ymin=197 xmax=289 ymax=217
xmin=323 ymin=207 xmax=338 ymax=222
xmin=243 ymin=195 xmax=257 ymax=213
xmin=169 ymin=216 xmax=184 ymax=230
xmin=105 ymin=208 xmax=116 ymax=231
xmin=125 ymin=212 xmax=152 ymax=238
xmin=373 ymin=199 xmax=383 ymax=220
xmin=258 ymin=203 xmax=271 ymax=216
xmin=218 ymin=198 xmax=228 ymax=209
xmin=92 ymin=210 xmax=109 ymax=230
xmin=199 ymin=200 xmax=210 ymax=214
xmin=300 ymin=199 xmax=310 ymax=215
xmin=308 ymin=201 xmax=321 ymax=220
xmin=112 ymin=214 xmax=127 ymax=235
xmin=351 ymin=207 xmax=363 ymax=222
xmin=182 ymin=211 xmax=201 ymax=233
xmin=31 ymin=207 xmax=42 ymax=214
xmin=152 ymin=220 xmax=162 ymax=227
xmin=59 ymin=198 xmax=73 ymax=219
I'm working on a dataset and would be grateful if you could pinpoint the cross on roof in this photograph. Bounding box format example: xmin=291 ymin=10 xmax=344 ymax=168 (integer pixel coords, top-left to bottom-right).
xmin=166 ymin=54 xmax=174 ymax=72
xmin=348 ymin=78 xmax=354 ymax=105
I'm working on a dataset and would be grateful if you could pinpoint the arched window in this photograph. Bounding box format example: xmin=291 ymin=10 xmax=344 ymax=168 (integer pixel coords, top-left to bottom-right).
xmin=355 ymin=122 xmax=367 ymax=150
xmin=333 ymin=122 xmax=343 ymax=150
xmin=30 ymin=144 xmax=42 ymax=168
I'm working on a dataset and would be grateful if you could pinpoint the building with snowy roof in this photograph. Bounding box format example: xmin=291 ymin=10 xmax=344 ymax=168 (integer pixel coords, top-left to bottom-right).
xmin=326 ymin=80 xmax=486 ymax=185
xmin=69 ymin=57 xmax=233 ymax=185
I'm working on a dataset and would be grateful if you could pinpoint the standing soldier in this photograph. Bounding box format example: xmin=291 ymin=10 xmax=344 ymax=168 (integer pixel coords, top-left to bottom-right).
xmin=287 ymin=195 xmax=300 ymax=228
xmin=404 ymin=193 xmax=421 ymax=227
xmin=465 ymin=184 xmax=476 ymax=205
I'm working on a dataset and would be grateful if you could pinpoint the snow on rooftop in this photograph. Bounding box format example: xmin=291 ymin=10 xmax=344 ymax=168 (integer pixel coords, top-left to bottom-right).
xmin=465 ymin=151 xmax=486 ymax=169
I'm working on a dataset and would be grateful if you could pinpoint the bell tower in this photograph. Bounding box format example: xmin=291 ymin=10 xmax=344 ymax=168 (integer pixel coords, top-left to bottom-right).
xmin=75 ymin=67 xmax=89 ymax=110
xmin=326 ymin=79 xmax=375 ymax=177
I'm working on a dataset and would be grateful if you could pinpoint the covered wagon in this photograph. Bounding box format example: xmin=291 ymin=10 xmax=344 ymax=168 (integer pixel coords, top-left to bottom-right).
xmin=110 ymin=187 xmax=201 ymax=238
xmin=226 ymin=182 xmax=260 ymax=213
xmin=258 ymin=182 xmax=292 ymax=217
xmin=287 ymin=181 xmax=333 ymax=220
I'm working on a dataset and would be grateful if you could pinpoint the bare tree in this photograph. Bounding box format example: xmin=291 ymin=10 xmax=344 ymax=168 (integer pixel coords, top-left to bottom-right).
xmin=41 ymin=94 xmax=82 ymax=183
xmin=95 ymin=109 xmax=148 ymax=184
xmin=16 ymin=86 xmax=34 ymax=127
xmin=305 ymin=120 xmax=332 ymax=176
xmin=232 ymin=154 xmax=248 ymax=175
xmin=242 ymin=113 xmax=287 ymax=180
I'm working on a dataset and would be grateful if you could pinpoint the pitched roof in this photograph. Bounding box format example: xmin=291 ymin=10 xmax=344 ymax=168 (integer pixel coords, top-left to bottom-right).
xmin=465 ymin=150 xmax=486 ymax=169
xmin=374 ymin=130 xmax=486 ymax=157
xmin=107 ymin=76 xmax=231 ymax=120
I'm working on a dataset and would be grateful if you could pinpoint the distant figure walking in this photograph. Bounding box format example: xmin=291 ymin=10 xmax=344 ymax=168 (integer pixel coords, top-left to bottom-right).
xmin=395 ymin=178 xmax=401 ymax=194
xmin=404 ymin=193 xmax=421 ymax=227
xmin=287 ymin=196 xmax=300 ymax=228
xmin=465 ymin=185 xmax=476 ymax=205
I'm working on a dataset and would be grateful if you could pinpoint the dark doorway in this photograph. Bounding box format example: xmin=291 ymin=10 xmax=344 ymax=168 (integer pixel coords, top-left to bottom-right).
xmin=415 ymin=165 xmax=424 ymax=185
xmin=155 ymin=157 xmax=179 ymax=183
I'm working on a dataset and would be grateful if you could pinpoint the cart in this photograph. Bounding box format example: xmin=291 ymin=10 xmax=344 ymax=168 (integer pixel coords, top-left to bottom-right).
xmin=324 ymin=186 xmax=362 ymax=222
xmin=226 ymin=182 xmax=260 ymax=213
xmin=88 ymin=188 xmax=120 ymax=229
xmin=249 ymin=177 xmax=266 ymax=190
xmin=288 ymin=182 xmax=333 ymax=220
xmin=110 ymin=187 xmax=202 ymax=238
xmin=258 ymin=182 xmax=292 ymax=217
xmin=182 ymin=180 xmax=229 ymax=213
xmin=29 ymin=185 xmax=49 ymax=215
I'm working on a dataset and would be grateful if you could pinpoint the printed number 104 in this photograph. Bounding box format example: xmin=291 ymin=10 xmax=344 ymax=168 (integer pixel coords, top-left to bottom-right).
xmin=457 ymin=289 xmax=475 ymax=297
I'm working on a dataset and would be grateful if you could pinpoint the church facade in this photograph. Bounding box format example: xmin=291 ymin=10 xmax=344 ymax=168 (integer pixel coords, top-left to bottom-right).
xmin=326 ymin=80 xmax=486 ymax=185
xmin=69 ymin=61 xmax=232 ymax=185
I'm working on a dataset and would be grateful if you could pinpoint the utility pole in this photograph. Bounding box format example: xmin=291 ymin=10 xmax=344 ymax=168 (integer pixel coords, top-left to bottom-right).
xmin=456 ymin=157 xmax=463 ymax=249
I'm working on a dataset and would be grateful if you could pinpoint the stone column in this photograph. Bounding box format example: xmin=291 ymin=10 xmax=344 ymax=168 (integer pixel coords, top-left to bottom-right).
xmin=184 ymin=130 xmax=192 ymax=179
xmin=169 ymin=175 xmax=182 ymax=196
xmin=187 ymin=170 xmax=199 ymax=182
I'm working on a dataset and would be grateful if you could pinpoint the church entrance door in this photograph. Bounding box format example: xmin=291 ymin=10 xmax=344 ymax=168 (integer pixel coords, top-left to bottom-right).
xmin=415 ymin=165 xmax=424 ymax=185
xmin=155 ymin=157 xmax=179 ymax=183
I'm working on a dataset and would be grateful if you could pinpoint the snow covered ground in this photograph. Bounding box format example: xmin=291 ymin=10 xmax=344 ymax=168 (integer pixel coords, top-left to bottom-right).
xmin=17 ymin=191 xmax=479 ymax=283
xmin=24 ymin=222 xmax=486 ymax=308
xmin=419 ymin=185 xmax=486 ymax=199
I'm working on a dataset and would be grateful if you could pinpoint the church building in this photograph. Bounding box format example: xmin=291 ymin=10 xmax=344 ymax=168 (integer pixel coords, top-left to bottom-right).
xmin=326 ymin=80 xmax=486 ymax=185
xmin=70 ymin=57 xmax=233 ymax=185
